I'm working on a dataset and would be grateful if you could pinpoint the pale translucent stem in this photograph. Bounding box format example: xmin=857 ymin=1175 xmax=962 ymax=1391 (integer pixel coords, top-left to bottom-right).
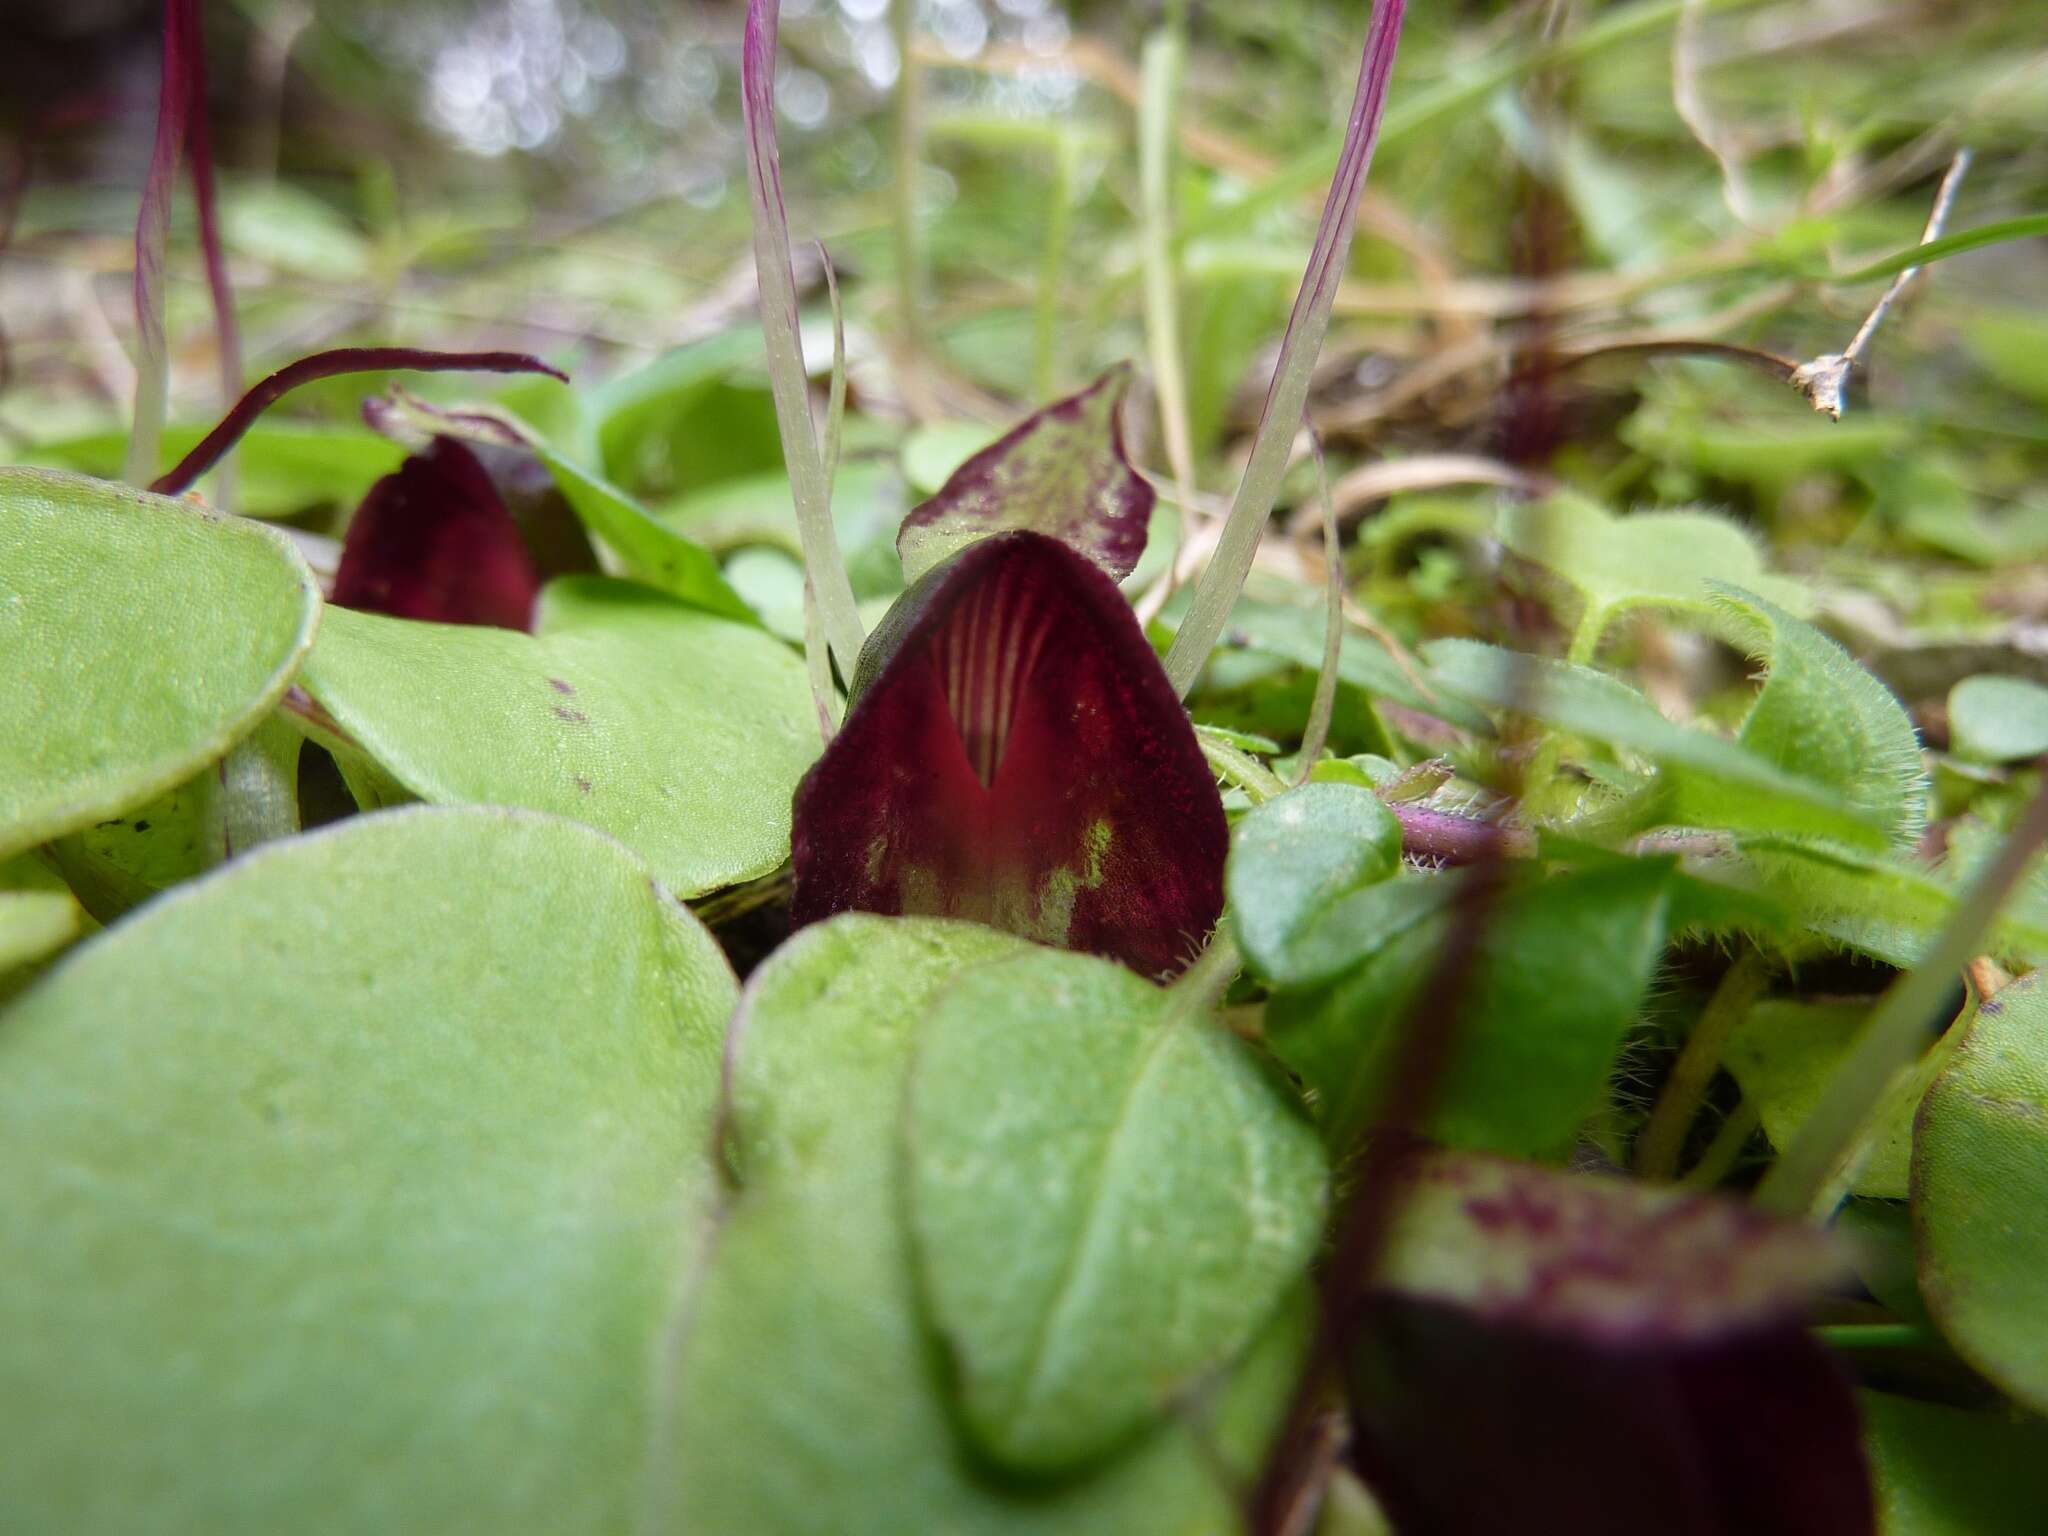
xmin=1162 ymin=0 xmax=1408 ymax=698
xmin=743 ymin=0 xmax=867 ymax=681
xmin=1138 ymin=30 xmax=1198 ymax=575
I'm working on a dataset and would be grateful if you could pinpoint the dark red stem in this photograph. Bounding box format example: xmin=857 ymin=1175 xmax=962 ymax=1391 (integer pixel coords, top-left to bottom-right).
xmin=177 ymin=0 xmax=242 ymax=407
xmin=150 ymin=347 xmax=567 ymax=496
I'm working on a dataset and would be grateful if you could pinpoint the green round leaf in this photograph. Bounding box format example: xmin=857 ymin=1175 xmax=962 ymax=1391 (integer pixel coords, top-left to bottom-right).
xmin=0 ymin=467 xmax=319 ymax=862
xmin=656 ymin=914 xmax=1302 ymax=1534
xmin=299 ymin=575 xmax=820 ymax=896
xmin=0 ymin=806 xmax=735 ymax=1532
xmin=1228 ymin=782 xmax=1402 ymax=986
xmin=1913 ymin=970 xmax=2048 ymax=1414
xmin=1948 ymin=675 xmax=2048 ymax=765
xmin=906 ymin=947 xmax=1325 ymax=1471
xmin=1862 ymin=1392 xmax=2048 ymax=1535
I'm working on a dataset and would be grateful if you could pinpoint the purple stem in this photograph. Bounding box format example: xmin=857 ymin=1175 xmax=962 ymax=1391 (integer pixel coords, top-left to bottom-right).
xmin=124 ymin=0 xmax=197 ymax=483
xmin=178 ymin=0 xmax=242 ymax=407
xmin=150 ymin=347 xmax=567 ymax=497
xmin=1389 ymin=802 xmax=1535 ymax=864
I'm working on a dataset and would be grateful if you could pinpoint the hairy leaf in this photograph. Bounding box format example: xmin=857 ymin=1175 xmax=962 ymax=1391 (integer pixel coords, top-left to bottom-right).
xmin=792 ymin=532 xmax=1226 ymax=976
xmin=1689 ymin=586 xmax=1926 ymax=849
xmin=1913 ymin=969 xmax=2048 ymax=1414
xmin=905 ymin=947 xmax=1325 ymax=1471
xmin=0 ymin=807 xmax=735 ymax=1533
xmin=1265 ymin=860 xmax=1672 ymax=1155
xmin=1426 ymin=639 xmax=1890 ymax=847
xmin=898 ymin=365 xmax=1153 ymax=583
xmin=299 ymin=576 xmax=818 ymax=897
xmin=0 ymin=468 xmax=317 ymax=863
xmin=1498 ymin=494 xmax=1809 ymax=656
xmin=48 ymin=714 xmax=302 ymax=923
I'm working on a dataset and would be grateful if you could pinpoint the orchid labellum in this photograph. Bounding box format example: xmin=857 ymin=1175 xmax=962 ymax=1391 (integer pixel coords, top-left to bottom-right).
xmin=790 ymin=368 xmax=1222 ymax=977
xmin=144 ymin=346 xmax=570 ymax=632
xmin=331 ymin=436 xmax=542 ymax=632
xmin=1347 ymin=1152 xmax=1875 ymax=1536
xmin=791 ymin=528 xmax=1226 ymax=978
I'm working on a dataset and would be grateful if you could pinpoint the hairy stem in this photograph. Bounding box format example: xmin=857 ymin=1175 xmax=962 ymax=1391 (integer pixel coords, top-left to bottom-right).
xmin=1756 ymin=766 xmax=2048 ymax=1214
xmin=1636 ymin=949 xmax=1769 ymax=1180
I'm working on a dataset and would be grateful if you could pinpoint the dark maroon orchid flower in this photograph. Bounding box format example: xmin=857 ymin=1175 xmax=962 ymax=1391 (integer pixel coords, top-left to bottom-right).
xmin=1345 ymin=1151 xmax=1874 ymax=1536
xmin=896 ymin=364 xmax=1153 ymax=584
xmin=790 ymin=530 xmax=1227 ymax=978
xmin=331 ymin=436 xmax=541 ymax=631
xmin=141 ymin=346 xmax=570 ymax=631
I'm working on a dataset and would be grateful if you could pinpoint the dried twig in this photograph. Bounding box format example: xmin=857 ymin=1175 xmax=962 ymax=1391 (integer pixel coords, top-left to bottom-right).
xmin=1790 ymin=149 xmax=1972 ymax=420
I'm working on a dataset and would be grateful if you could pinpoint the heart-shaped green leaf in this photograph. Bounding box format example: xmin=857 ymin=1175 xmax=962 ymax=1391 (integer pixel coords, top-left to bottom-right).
xmin=0 ymin=467 xmax=319 ymax=863
xmin=1228 ymin=782 xmax=1403 ymax=985
xmin=653 ymin=913 xmax=1305 ymax=1534
xmin=1687 ymin=586 xmax=1926 ymax=849
xmin=0 ymin=806 xmax=735 ymax=1532
xmin=1913 ymin=970 xmax=2048 ymax=1414
xmin=905 ymin=947 xmax=1325 ymax=1471
xmin=1948 ymin=674 xmax=2048 ymax=765
xmin=298 ymin=575 xmax=818 ymax=896
xmin=1498 ymin=494 xmax=1809 ymax=658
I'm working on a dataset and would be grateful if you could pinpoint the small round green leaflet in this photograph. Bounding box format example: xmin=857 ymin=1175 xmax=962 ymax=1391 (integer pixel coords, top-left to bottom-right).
xmin=1913 ymin=971 xmax=2048 ymax=1414
xmin=0 ymin=467 xmax=318 ymax=862
xmin=654 ymin=914 xmax=1305 ymax=1535
xmin=905 ymin=947 xmax=1326 ymax=1472
xmin=298 ymin=574 xmax=819 ymax=897
xmin=1227 ymin=781 xmax=1402 ymax=986
xmin=1947 ymin=674 xmax=2048 ymax=765
xmin=0 ymin=807 xmax=736 ymax=1533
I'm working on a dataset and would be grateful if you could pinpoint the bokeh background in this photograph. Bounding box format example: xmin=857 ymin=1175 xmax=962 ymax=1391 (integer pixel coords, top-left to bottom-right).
xmin=4 ymin=0 xmax=2046 ymax=682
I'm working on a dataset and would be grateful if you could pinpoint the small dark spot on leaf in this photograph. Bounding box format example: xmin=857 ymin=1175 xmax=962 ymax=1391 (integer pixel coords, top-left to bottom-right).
xmin=549 ymin=677 xmax=575 ymax=695
xmin=576 ymin=776 xmax=593 ymax=794
xmin=133 ymin=821 xmax=151 ymax=833
xmin=554 ymin=706 xmax=589 ymax=724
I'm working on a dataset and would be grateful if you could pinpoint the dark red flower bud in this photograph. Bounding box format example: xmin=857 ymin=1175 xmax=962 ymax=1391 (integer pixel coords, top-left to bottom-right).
xmin=791 ymin=530 xmax=1226 ymax=977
